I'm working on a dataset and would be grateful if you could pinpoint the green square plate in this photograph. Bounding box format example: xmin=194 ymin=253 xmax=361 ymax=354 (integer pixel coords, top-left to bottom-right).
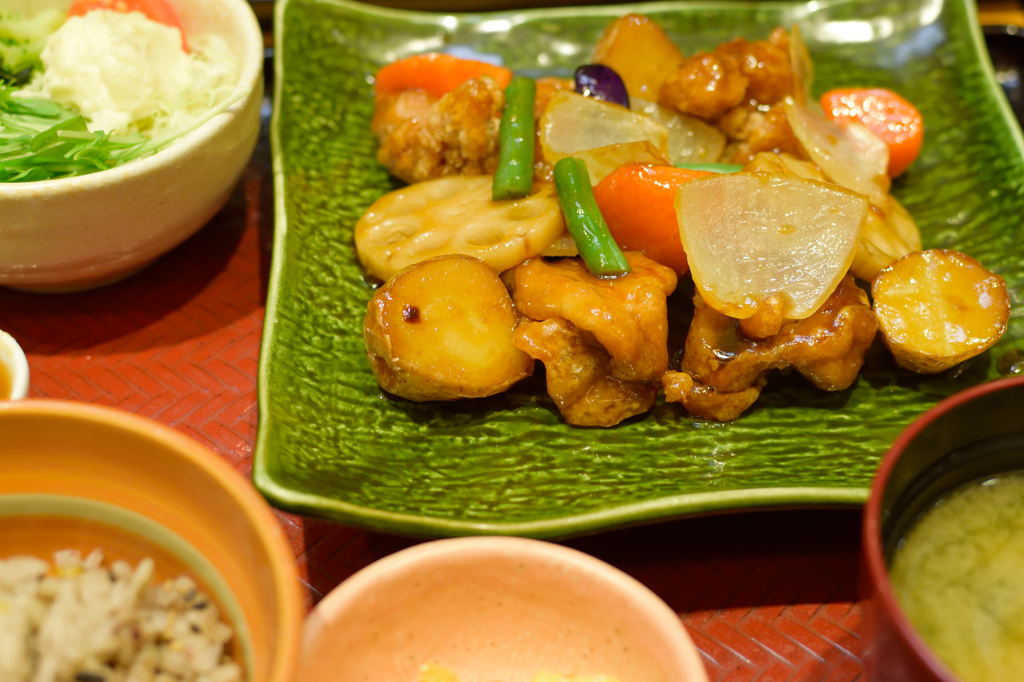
xmin=256 ymin=0 xmax=1024 ymax=538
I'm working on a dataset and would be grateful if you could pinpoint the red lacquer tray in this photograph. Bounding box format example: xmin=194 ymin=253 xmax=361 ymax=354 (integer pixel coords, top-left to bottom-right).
xmin=0 ymin=71 xmax=865 ymax=682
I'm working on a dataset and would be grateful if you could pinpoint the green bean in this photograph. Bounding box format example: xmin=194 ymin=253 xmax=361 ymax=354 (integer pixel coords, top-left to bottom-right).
xmin=675 ymin=162 xmax=743 ymax=173
xmin=492 ymin=76 xmax=536 ymax=200
xmin=553 ymin=157 xmax=630 ymax=277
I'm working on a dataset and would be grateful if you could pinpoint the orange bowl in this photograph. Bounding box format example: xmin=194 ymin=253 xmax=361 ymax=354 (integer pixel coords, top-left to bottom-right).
xmin=0 ymin=399 xmax=302 ymax=682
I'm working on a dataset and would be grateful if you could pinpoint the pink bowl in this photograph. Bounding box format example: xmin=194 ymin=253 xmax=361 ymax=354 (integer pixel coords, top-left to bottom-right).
xmin=300 ymin=536 xmax=709 ymax=682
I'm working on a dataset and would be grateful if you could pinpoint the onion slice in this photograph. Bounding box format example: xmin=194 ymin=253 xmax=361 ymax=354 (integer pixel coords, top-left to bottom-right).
xmin=539 ymin=90 xmax=669 ymax=165
xmin=784 ymin=96 xmax=891 ymax=207
xmin=676 ymin=172 xmax=867 ymax=320
xmin=789 ymin=25 xmax=814 ymax=105
xmin=570 ymin=140 xmax=669 ymax=184
xmin=784 ymin=25 xmax=890 ymax=206
xmin=631 ymin=97 xmax=725 ymax=165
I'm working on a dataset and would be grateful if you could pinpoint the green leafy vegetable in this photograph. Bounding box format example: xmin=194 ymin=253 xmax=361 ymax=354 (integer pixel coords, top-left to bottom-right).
xmin=0 ymin=66 xmax=30 ymax=87
xmin=0 ymin=9 xmax=65 ymax=84
xmin=0 ymin=85 xmax=162 ymax=182
xmin=0 ymin=9 xmax=160 ymax=180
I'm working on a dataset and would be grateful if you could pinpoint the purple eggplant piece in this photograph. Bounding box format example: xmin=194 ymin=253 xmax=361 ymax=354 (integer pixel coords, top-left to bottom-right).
xmin=573 ymin=64 xmax=630 ymax=108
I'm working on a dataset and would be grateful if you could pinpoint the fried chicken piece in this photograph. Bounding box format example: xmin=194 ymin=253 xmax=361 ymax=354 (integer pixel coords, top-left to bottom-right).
xmin=717 ymin=28 xmax=794 ymax=105
xmin=743 ymin=150 xmax=825 ymax=180
xmin=660 ymin=28 xmax=798 ymax=162
xmin=371 ymin=89 xmax=434 ymax=140
xmin=717 ymin=103 xmax=801 ymax=163
xmin=513 ymin=253 xmax=678 ymax=382
xmin=663 ymin=371 xmax=765 ymax=422
xmin=658 ymin=52 xmax=749 ymax=120
xmin=515 ymin=318 xmax=658 ymax=427
xmin=659 ymin=28 xmax=794 ymax=119
xmin=664 ymin=275 xmax=877 ymax=421
xmin=372 ymin=77 xmax=504 ymax=184
xmin=511 ymin=253 xmax=677 ymax=426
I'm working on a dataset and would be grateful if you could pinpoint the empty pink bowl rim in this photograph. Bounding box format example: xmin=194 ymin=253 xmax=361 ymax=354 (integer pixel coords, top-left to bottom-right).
xmin=305 ymin=535 xmax=709 ymax=681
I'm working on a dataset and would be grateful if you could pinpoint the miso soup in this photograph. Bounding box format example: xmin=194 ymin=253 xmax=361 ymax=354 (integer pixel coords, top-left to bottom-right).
xmin=890 ymin=472 xmax=1024 ymax=682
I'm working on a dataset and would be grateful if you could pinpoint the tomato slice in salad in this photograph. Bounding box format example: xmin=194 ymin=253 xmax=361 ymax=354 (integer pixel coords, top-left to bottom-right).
xmin=67 ymin=0 xmax=187 ymax=50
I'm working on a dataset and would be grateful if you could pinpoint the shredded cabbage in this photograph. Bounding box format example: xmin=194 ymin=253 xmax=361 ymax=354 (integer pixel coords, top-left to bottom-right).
xmin=0 ymin=8 xmax=65 ymax=78
xmin=21 ymin=10 xmax=238 ymax=142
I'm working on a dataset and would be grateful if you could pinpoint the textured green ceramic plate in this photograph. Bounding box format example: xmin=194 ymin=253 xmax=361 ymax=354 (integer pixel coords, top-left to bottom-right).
xmin=257 ymin=0 xmax=1024 ymax=538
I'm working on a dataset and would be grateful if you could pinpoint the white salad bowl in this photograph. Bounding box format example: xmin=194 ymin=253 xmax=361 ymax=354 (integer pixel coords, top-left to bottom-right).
xmin=0 ymin=0 xmax=264 ymax=292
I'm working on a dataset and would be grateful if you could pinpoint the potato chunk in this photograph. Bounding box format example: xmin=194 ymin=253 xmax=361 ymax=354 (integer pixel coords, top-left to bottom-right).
xmin=591 ymin=13 xmax=684 ymax=100
xmin=872 ymin=249 xmax=1010 ymax=374
xmin=363 ymin=255 xmax=534 ymax=401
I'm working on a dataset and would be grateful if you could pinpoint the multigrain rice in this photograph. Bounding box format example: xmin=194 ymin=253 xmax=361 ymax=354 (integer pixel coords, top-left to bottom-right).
xmin=0 ymin=550 xmax=242 ymax=682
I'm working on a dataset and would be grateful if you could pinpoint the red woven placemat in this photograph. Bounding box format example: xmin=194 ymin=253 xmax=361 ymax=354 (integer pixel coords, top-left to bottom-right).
xmin=0 ymin=133 xmax=866 ymax=681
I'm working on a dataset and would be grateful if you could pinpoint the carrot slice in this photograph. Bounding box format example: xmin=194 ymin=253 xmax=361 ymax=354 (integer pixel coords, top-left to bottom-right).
xmin=820 ymin=87 xmax=924 ymax=177
xmin=374 ymin=54 xmax=514 ymax=100
xmin=592 ymin=163 xmax=711 ymax=273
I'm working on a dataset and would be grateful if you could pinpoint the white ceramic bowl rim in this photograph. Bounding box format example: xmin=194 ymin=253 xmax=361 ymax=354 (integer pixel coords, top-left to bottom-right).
xmin=0 ymin=330 xmax=29 ymax=400
xmin=0 ymin=0 xmax=264 ymax=196
xmin=305 ymin=535 xmax=710 ymax=681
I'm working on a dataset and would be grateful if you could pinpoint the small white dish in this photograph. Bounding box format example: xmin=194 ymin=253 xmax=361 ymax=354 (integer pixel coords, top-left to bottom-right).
xmin=0 ymin=330 xmax=29 ymax=400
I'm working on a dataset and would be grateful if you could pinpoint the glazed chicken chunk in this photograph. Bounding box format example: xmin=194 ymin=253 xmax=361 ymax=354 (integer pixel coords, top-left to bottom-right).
xmin=512 ymin=253 xmax=677 ymax=427
xmin=514 ymin=318 xmax=661 ymax=427
xmin=659 ymin=27 xmax=799 ymax=162
xmin=664 ymin=275 xmax=877 ymax=421
xmin=371 ymin=77 xmax=504 ymax=184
